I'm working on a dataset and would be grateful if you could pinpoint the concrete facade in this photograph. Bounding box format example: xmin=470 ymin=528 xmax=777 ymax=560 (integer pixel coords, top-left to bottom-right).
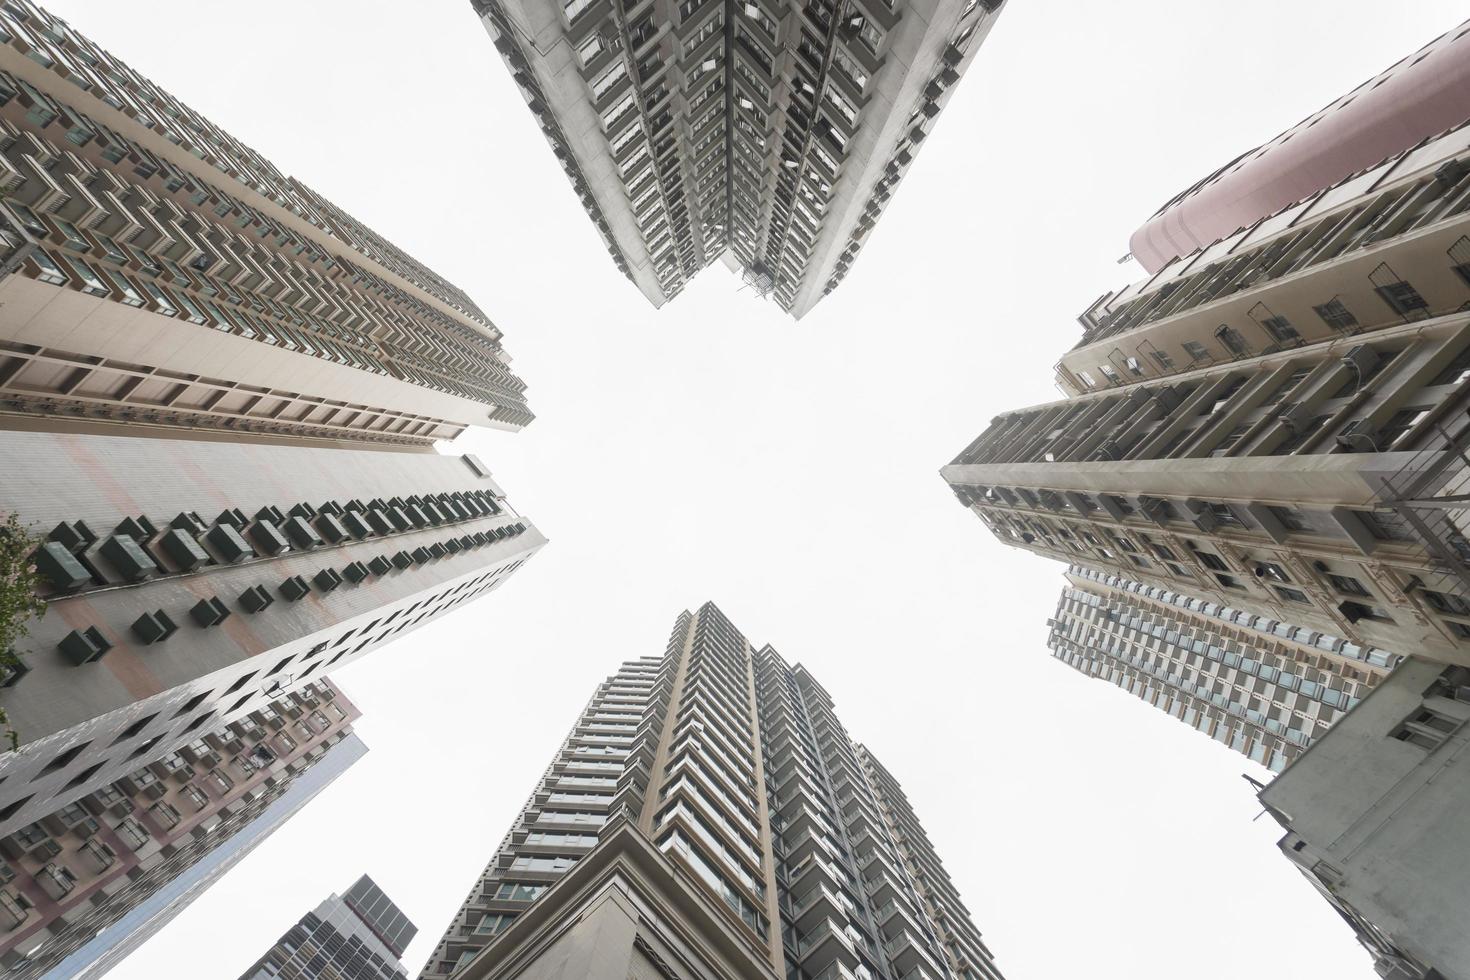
xmin=420 ymin=603 xmax=1005 ymax=980
xmin=0 ymin=680 xmax=363 ymax=978
xmin=1129 ymin=22 xmax=1470 ymax=274
xmin=0 ymin=0 xmax=547 ymax=852
xmin=241 ymin=874 xmax=416 ymax=980
xmin=1260 ymin=657 xmax=1470 ymax=980
xmin=944 ymin=21 xmax=1470 ymax=665
xmin=1050 ymin=567 xmax=1395 ymax=771
xmin=0 ymin=0 xmax=532 ymax=441
xmin=40 ymin=728 xmax=367 ymax=980
xmin=0 ymin=430 xmax=543 ymax=839
xmin=469 ymin=0 xmax=1006 ymax=317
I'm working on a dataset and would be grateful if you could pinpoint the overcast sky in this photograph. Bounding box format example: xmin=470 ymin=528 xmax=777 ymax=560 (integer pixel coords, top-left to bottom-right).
xmin=37 ymin=1 xmax=1469 ymax=977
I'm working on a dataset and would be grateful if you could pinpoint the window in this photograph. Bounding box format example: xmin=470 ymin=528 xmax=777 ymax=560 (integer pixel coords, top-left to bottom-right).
xmin=63 ymin=255 xmax=110 ymax=296
xmin=1182 ymin=340 xmax=1210 ymax=363
xmin=1390 ymin=704 xmax=1462 ymax=750
xmin=1422 ymin=589 xmax=1470 ymax=617
xmin=30 ymin=249 xmax=69 ymax=285
xmin=493 ymin=882 xmax=546 ymax=902
xmin=139 ymin=278 xmax=178 ymax=315
xmin=103 ymin=269 xmax=145 ymax=307
xmin=1214 ymin=324 xmax=1250 ymax=357
xmin=576 ymin=33 xmax=603 ymax=65
xmin=1149 ymin=348 xmax=1175 ymax=372
xmin=591 ymin=59 xmax=627 ymax=99
xmin=1339 ymin=600 xmax=1394 ymax=624
xmin=563 ymin=0 xmax=594 ymax=21
xmin=1377 ymin=408 xmax=1432 ymax=449
xmin=1313 ymin=298 xmax=1359 ymax=332
xmin=1327 ymin=574 xmax=1369 ymax=597
xmin=1255 ymin=313 xmax=1300 ymax=345
xmin=1194 ymin=550 xmax=1228 ymax=572
xmin=1430 ymin=346 xmax=1470 ymax=387
xmin=1374 ymin=277 xmax=1430 ymax=319
xmin=1273 ymin=585 xmax=1310 ymax=604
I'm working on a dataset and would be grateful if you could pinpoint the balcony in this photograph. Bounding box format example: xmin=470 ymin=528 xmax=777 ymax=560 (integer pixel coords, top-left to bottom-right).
xmin=79 ymin=836 xmax=116 ymax=873
xmin=36 ymin=862 xmax=78 ymax=900
xmin=885 ymin=928 xmax=943 ymax=977
xmin=791 ymin=881 xmax=852 ymax=933
xmin=0 ymin=890 xmax=29 ymax=930
xmin=797 ymin=916 xmax=862 ymax=974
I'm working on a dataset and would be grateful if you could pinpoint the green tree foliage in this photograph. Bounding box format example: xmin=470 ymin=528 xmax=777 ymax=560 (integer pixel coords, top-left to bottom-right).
xmin=0 ymin=513 xmax=47 ymax=750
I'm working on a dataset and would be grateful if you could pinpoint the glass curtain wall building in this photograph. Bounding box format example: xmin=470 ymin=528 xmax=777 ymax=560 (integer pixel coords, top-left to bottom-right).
xmin=421 ymin=602 xmax=1005 ymax=980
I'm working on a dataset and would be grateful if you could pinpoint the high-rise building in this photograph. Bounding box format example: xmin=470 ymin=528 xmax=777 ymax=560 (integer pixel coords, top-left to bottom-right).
xmin=0 ymin=0 xmax=535 ymax=476
xmin=0 ymin=0 xmax=547 ymax=840
xmin=0 ymin=680 xmax=363 ymax=980
xmin=1257 ymin=657 xmax=1470 ymax=980
xmin=38 ymin=720 xmax=366 ymax=980
xmin=421 ymin=602 xmax=1005 ymax=980
xmin=0 ymin=0 xmax=531 ymax=437
xmin=943 ymin=19 xmax=1470 ymax=665
xmin=241 ymin=874 xmax=417 ymax=980
xmin=1049 ymin=566 xmax=1397 ymax=771
xmin=0 ymin=431 xmax=543 ymax=840
xmin=469 ymin=0 xmax=1007 ymax=317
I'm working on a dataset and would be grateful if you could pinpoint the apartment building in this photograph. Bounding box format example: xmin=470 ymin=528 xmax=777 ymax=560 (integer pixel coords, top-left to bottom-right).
xmin=469 ymin=0 xmax=1006 ymax=316
xmin=0 ymin=432 xmax=543 ymax=840
xmin=241 ymin=874 xmax=417 ymax=980
xmin=0 ymin=0 xmax=531 ymax=437
xmin=1259 ymin=657 xmax=1470 ymax=980
xmin=420 ymin=602 xmax=1005 ymax=980
xmin=0 ymin=680 xmax=363 ymax=979
xmin=0 ymin=1 xmax=547 ymax=840
xmin=1049 ymin=567 xmax=1396 ymax=771
xmin=944 ymin=20 xmax=1470 ymax=664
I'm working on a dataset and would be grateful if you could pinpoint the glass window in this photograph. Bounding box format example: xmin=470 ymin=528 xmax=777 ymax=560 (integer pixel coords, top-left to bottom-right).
xmin=63 ymin=255 xmax=109 ymax=296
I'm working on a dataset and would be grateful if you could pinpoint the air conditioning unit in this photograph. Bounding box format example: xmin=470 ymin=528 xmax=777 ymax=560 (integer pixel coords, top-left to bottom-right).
xmin=1139 ymin=497 xmax=1168 ymax=524
xmin=1182 ymin=499 xmax=1219 ymax=532
xmin=1275 ymin=402 xmax=1312 ymax=430
xmin=1340 ymin=345 xmax=1379 ymax=376
xmin=1153 ymin=387 xmax=1182 ymax=413
xmin=1335 ymin=419 xmax=1378 ymax=452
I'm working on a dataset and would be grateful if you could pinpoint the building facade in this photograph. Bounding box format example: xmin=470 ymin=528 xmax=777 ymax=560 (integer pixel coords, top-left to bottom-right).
xmin=1259 ymin=657 xmax=1470 ymax=980
xmin=944 ymin=20 xmax=1470 ymax=665
xmin=1049 ymin=566 xmax=1396 ymax=771
xmin=421 ymin=602 xmax=1005 ymax=980
xmin=0 ymin=432 xmax=544 ymax=839
xmin=469 ymin=0 xmax=1006 ymax=317
xmin=0 ymin=680 xmax=363 ymax=979
xmin=0 ymin=0 xmax=531 ymax=438
xmin=241 ymin=874 xmax=417 ymax=980
xmin=39 ymin=725 xmax=367 ymax=980
xmin=0 ymin=0 xmax=547 ymax=841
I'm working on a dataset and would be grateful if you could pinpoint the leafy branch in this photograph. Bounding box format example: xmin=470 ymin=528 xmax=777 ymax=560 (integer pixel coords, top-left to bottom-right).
xmin=0 ymin=512 xmax=47 ymax=750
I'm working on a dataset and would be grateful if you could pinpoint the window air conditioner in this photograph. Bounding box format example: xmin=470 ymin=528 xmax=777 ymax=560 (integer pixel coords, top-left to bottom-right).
xmin=1275 ymin=402 xmax=1312 ymax=430
xmin=1335 ymin=419 xmax=1378 ymax=452
xmin=1340 ymin=345 xmax=1379 ymax=376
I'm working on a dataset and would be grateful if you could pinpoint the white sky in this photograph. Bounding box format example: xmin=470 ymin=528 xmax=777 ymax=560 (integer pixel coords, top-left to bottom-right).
xmin=38 ymin=1 xmax=1468 ymax=977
